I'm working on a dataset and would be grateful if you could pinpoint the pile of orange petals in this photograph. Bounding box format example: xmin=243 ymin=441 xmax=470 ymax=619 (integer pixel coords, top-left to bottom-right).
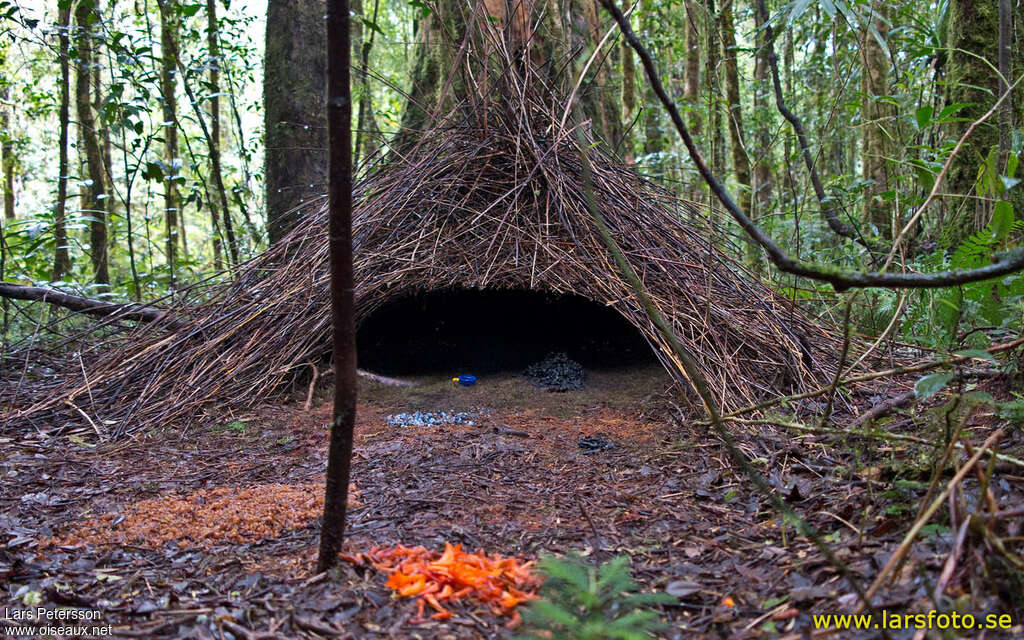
xmin=343 ymin=542 xmax=540 ymax=625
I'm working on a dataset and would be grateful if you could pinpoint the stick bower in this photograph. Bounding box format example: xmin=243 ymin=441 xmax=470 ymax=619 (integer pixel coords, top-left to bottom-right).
xmin=2 ymin=92 xmax=846 ymax=439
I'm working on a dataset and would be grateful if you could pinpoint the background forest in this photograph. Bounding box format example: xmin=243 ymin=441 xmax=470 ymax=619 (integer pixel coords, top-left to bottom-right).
xmin=2 ymin=1 xmax=1024 ymax=637
xmin=1 ymin=0 xmax=1022 ymax=352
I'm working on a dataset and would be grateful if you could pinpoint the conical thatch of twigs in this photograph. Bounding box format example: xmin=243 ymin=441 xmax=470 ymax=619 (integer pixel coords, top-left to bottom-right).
xmin=1 ymin=37 xmax=854 ymax=439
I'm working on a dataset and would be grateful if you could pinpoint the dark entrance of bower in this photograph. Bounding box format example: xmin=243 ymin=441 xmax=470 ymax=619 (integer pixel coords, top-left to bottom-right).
xmin=356 ymin=289 xmax=657 ymax=376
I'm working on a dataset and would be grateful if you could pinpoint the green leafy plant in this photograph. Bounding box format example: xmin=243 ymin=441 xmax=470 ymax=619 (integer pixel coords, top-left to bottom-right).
xmin=518 ymin=553 xmax=674 ymax=640
xmin=212 ymin=420 xmax=247 ymax=434
xmin=903 ymin=201 xmax=1024 ymax=348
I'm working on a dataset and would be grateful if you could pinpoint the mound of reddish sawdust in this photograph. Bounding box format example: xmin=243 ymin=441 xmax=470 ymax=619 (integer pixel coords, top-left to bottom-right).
xmin=343 ymin=543 xmax=540 ymax=627
xmin=48 ymin=483 xmax=358 ymax=549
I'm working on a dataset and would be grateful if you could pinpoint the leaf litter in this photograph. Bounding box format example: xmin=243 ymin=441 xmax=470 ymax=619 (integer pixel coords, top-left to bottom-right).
xmin=2 ymin=373 xmax=1022 ymax=638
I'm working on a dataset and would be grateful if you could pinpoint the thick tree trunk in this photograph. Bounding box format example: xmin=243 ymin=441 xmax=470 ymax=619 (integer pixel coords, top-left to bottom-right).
xmin=943 ymin=0 xmax=999 ymax=247
xmin=399 ymin=0 xmax=622 ymax=151
xmin=75 ymin=2 xmax=110 ymax=288
xmin=265 ymin=0 xmax=327 ymax=245
xmin=53 ymin=5 xmax=73 ymax=281
xmin=860 ymin=6 xmax=890 ymax=239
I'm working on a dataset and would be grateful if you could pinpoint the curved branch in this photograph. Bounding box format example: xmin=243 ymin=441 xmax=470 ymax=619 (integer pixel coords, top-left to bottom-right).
xmin=756 ymin=0 xmax=875 ymax=252
xmin=597 ymin=0 xmax=1024 ymax=292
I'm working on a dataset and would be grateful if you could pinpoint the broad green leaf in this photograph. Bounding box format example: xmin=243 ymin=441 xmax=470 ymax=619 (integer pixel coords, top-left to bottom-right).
xmin=937 ymin=102 xmax=972 ymax=120
xmin=915 ymin=372 xmax=953 ymax=400
xmin=955 ymin=349 xmax=995 ymax=363
xmin=915 ymin=105 xmax=933 ymax=130
xmin=991 ymin=200 xmax=1014 ymax=240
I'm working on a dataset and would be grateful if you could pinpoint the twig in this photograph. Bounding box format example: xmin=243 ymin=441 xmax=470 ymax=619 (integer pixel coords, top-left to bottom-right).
xmin=356 ymin=369 xmax=416 ymax=387
xmin=819 ymin=293 xmax=856 ymax=428
xmin=932 ymin=519 xmax=969 ymax=601
xmin=858 ymin=429 xmax=1004 ymax=610
xmin=847 ymin=390 xmax=916 ymax=428
xmin=304 ymin=363 xmax=319 ymax=411
xmin=65 ymin=400 xmax=104 ymax=440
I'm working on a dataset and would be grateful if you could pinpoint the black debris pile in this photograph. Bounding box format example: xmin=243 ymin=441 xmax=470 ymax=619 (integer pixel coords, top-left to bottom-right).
xmin=578 ymin=435 xmax=615 ymax=454
xmin=523 ymin=352 xmax=585 ymax=392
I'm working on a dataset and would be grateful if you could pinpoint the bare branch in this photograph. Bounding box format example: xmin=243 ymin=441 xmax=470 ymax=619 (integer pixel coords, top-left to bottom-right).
xmin=597 ymin=0 xmax=1024 ymax=292
xmin=0 ymin=282 xmax=181 ymax=327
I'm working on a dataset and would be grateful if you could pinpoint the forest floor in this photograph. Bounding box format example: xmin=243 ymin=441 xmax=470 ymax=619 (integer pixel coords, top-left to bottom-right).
xmin=2 ymin=364 xmax=1023 ymax=639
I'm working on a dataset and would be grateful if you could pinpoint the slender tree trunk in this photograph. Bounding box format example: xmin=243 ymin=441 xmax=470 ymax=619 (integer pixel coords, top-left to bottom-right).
xmin=180 ymin=58 xmax=240 ymax=270
xmin=0 ymin=37 xmax=14 ymax=221
xmin=683 ymin=0 xmax=702 ymax=137
xmin=203 ymin=0 xmax=224 ymax=269
xmin=719 ymin=0 xmax=754 ymax=263
xmin=353 ymin=0 xmax=381 ymax=168
xmin=620 ymin=12 xmax=636 ymax=162
xmin=860 ymin=4 xmax=891 ymax=239
xmin=75 ymin=2 xmax=110 ymax=288
xmin=782 ymin=26 xmax=794 ymax=195
xmin=318 ymin=0 xmax=357 ymax=573
xmin=1 ymin=80 xmax=14 ymax=221
xmin=577 ymin=0 xmax=622 ymax=147
xmin=53 ymin=5 xmax=73 ymax=280
xmin=752 ymin=0 xmax=773 ymax=253
xmin=93 ymin=0 xmax=117 ymax=269
xmin=265 ymin=0 xmax=327 ymax=245
xmin=157 ymin=0 xmax=180 ymax=287
xmin=705 ymin=0 xmax=725 ymax=195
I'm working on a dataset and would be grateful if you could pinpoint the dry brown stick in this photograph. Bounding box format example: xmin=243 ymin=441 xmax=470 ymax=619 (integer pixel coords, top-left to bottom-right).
xmin=304 ymin=363 xmax=319 ymax=412
xmin=932 ymin=518 xmax=970 ymax=601
xmin=735 ymin=416 xmax=1024 ymax=469
xmin=715 ymin=335 xmax=1024 ymax=421
xmin=858 ymin=429 xmax=1004 ymax=610
xmin=846 ymin=390 xmax=916 ymax=428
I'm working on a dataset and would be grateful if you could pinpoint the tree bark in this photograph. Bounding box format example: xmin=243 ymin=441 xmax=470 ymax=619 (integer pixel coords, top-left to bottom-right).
xmin=157 ymin=0 xmax=180 ymax=287
xmin=53 ymin=4 xmax=73 ymax=281
xmin=265 ymin=0 xmax=328 ymax=245
xmin=620 ymin=13 xmax=636 ymax=161
xmin=683 ymin=0 xmax=702 ymax=137
xmin=0 ymin=281 xmax=181 ymax=326
xmin=318 ymin=0 xmax=357 ymax=573
xmin=751 ymin=0 xmax=773 ymax=260
xmin=205 ymin=0 xmax=226 ymax=269
xmin=705 ymin=0 xmax=726 ymax=205
xmin=719 ymin=0 xmax=754 ymax=263
xmin=860 ymin=5 xmax=891 ymax=239
xmin=943 ymin=0 xmax=999 ymax=247
xmin=1 ymin=73 xmax=14 ymax=221
xmin=75 ymin=2 xmax=110 ymax=288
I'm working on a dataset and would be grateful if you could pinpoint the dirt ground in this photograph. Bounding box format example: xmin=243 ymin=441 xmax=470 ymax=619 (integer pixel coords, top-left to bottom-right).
xmin=2 ymin=365 xmax=1022 ymax=639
